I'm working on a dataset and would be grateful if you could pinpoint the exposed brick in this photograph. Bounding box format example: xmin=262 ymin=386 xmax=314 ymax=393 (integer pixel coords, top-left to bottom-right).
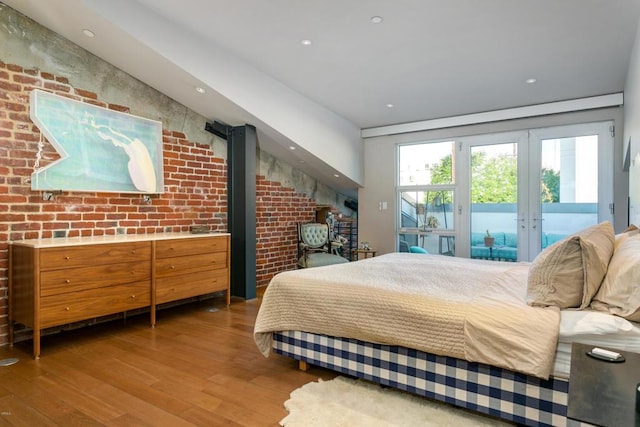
xmin=13 ymin=74 xmax=41 ymax=85
xmin=108 ymin=103 xmax=130 ymax=113
xmin=74 ymin=88 xmax=98 ymax=99
xmin=43 ymin=81 xmax=70 ymax=92
xmin=6 ymin=64 xmax=23 ymax=72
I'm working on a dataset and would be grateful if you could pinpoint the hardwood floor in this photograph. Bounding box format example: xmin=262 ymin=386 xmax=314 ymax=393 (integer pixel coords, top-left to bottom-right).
xmin=0 ymin=290 xmax=337 ymax=426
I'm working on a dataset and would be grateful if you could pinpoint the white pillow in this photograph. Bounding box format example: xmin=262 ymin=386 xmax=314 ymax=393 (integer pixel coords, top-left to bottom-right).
xmin=559 ymin=310 xmax=634 ymax=338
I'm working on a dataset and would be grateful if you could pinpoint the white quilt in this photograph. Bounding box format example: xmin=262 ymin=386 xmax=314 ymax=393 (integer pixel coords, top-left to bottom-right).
xmin=254 ymin=253 xmax=560 ymax=379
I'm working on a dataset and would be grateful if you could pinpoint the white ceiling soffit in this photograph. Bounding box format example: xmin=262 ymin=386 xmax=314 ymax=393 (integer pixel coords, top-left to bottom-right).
xmin=362 ymin=93 xmax=625 ymax=138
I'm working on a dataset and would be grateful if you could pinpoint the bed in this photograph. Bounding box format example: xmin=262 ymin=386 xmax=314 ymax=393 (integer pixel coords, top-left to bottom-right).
xmin=254 ymin=222 xmax=640 ymax=426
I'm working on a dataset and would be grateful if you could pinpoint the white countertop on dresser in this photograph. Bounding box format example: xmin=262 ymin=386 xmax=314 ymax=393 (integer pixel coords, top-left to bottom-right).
xmin=10 ymin=232 xmax=230 ymax=248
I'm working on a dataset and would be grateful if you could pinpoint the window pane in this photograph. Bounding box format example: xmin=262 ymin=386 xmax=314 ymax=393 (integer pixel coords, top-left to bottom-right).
xmin=398 ymin=233 xmax=455 ymax=256
xmin=400 ymin=190 xmax=454 ymax=230
xmin=540 ymin=134 xmax=599 ymax=238
xmin=398 ymin=141 xmax=455 ymax=186
xmin=470 ymin=143 xmax=518 ymax=262
xmin=541 ymin=135 xmax=598 ymax=204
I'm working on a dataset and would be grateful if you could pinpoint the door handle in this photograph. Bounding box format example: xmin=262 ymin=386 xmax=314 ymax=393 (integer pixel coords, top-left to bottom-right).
xmin=532 ymin=217 xmax=544 ymax=229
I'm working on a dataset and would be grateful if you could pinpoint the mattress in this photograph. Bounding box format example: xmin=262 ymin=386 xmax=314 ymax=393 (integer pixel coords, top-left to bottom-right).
xmin=553 ymin=309 xmax=640 ymax=377
xmin=255 ymin=253 xmax=560 ymax=379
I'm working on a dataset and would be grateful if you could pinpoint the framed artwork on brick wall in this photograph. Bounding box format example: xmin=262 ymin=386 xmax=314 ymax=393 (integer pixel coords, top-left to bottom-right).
xmin=29 ymin=89 xmax=164 ymax=193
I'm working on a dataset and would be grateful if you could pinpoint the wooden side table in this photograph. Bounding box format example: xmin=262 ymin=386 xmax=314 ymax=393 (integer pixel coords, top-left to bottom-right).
xmin=355 ymin=249 xmax=376 ymax=260
xmin=567 ymin=342 xmax=640 ymax=426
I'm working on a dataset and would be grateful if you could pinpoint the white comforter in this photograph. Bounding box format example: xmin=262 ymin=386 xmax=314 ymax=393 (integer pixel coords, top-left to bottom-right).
xmin=254 ymin=253 xmax=560 ymax=378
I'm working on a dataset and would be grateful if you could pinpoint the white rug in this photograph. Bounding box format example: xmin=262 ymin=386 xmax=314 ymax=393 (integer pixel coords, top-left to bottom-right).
xmin=280 ymin=376 xmax=512 ymax=426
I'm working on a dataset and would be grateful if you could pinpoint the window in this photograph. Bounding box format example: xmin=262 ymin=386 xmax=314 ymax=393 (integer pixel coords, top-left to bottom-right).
xmin=398 ymin=141 xmax=455 ymax=255
xmin=396 ymin=122 xmax=613 ymax=261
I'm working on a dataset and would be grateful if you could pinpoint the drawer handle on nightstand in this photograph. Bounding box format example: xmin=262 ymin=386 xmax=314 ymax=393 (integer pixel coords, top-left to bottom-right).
xmin=65 ymin=279 xmax=70 ymax=284
xmin=130 ymin=295 xmax=136 ymax=299
xmin=64 ymin=307 xmax=70 ymax=311
xmin=131 ymin=250 xmax=136 ymax=254
xmin=64 ymin=256 xmax=70 ymax=260
xmin=170 ymin=265 xmax=175 ymax=269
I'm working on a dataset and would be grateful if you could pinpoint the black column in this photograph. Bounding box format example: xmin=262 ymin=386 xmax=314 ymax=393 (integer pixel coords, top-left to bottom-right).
xmin=227 ymin=125 xmax=256 ymax=299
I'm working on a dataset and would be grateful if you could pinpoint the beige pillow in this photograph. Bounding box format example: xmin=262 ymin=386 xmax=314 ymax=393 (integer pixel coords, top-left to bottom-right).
xmin=527 ymin=221 xmax=614 ymax=309
xmin=614 ymin=224 xmax=639 ymax=250
xmin=591 ymin=233 xmax=640 ymax=321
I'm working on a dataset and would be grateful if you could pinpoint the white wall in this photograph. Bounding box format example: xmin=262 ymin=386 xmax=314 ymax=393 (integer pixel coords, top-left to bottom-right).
xmin=359 ymin=108 xmax=627 ymax=255
xmin=625 ymin=18 xmax=640 ymax=225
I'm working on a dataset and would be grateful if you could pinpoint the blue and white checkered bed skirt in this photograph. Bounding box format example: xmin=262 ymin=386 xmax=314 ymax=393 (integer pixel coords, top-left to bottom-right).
xmin=273 ymin=331 xmax=584 ymax=427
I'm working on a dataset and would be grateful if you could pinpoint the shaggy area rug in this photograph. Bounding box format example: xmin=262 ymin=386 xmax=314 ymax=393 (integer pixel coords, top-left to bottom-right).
xmin=280 ymin=376 xmax=513 ymax=426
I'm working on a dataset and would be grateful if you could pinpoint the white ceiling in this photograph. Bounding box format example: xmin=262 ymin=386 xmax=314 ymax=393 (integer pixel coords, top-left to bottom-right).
xmin=4 ymin=0 xmax=640 ymax=197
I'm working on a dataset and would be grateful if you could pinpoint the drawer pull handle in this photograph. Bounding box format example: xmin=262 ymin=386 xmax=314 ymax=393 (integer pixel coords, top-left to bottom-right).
xmin=131 ymin=295 xmax=136 ymax=299
xmin=170 ymin=265 xmax=175 ymax=269
xmin=65 ymin=279 xmax=70 ymax=284
xmin=64 ymin=307 xmax=70 ymax=311
xmin=131 ymin=250 xmax=136 ymax=254
xmin=64 ymin=256 xmax=70 ymax=260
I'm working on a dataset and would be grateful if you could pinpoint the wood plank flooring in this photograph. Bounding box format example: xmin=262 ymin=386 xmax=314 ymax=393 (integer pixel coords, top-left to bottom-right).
xmin=0 ymin=290 xmax=337 ymax=426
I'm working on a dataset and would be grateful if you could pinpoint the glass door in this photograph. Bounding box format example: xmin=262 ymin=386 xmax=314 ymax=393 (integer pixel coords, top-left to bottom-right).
xmin=528 ymin=122 xmax=614 ymax=259
xmin=457 ymin=132 xmax=527 ymax=261
xmin=458 ymin=123 xmax=613 ymax=262
xmin=397 ymin=122 xmax=614 ymax=261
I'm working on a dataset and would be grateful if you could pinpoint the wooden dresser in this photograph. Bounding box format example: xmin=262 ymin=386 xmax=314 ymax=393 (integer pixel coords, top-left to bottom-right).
xmin=9 ymin=232 xmax=230 ymax=358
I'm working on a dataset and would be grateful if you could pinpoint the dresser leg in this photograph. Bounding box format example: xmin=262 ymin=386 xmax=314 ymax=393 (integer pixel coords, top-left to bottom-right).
xmin=33 ymin=329 xmax=40 ymax=359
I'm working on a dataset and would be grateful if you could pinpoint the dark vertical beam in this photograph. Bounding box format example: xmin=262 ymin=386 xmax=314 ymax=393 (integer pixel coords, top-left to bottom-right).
xmin=227 ymin=125 xmax=256 ymax=299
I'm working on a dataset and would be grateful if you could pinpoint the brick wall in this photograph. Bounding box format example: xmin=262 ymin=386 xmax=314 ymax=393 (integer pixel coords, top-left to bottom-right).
xmin=256 ymin=176 xmax=316 ymax=287
xmin=0 ymin=62 xmax=325 ymax=346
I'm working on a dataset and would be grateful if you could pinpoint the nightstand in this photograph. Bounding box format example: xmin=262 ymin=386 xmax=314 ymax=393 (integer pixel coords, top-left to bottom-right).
xmin=354 ymin=248 xmax=376 ymax=259
xmin=567 ymin=342 xmax=640 ymax=426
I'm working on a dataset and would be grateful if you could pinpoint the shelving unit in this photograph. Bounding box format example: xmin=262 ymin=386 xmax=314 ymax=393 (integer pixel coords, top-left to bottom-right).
xmin=335 ymin=218 xmax=358 ymax=261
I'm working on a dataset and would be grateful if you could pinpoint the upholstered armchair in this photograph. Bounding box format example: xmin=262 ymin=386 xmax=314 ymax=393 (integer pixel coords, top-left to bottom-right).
xmin=297 ymin=223 xmax=349 ymax=268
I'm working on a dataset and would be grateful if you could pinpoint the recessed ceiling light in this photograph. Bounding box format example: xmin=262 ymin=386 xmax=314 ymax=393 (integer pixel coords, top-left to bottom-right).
xmin=525 ymin=78 xmax=537 ymax=84
xmin=82 ymin=29 xmax=95 ymax=38
xmin=386 ymin=103 xmax=394 ymax=108
xmin=289 ymin=146 xmax=296 ymax=150
xmin=371 ymin=16 xmax=383 ymax=24
xmin=195 ymin=87 xmax=206 ymax=94
xmin=301 ymin=39 xmax=312 ymax=46
xmin=333 ymin=174 xmax=340 ymax=178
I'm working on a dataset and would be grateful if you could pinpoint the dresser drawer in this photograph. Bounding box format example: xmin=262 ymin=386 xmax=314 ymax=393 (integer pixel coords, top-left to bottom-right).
xmin=40 ymin=261 xmax=151 ymax=297
xmin=156 ymin=270 xmax=228 ymax=304
xmin=39 ymin=242 xmax=151 ymax=271
xmin=155 ymin=236 xmax=227 ymax=258
xmin=40 ymin=281 xmax=150 ymax=328
xmin=155 ymin=252 xmax=227 ymax=278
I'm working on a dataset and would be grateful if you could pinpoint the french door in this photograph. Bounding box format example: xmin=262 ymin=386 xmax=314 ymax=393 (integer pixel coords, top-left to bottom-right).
xmin=456 ymin=122 xmax=613 ymax=261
